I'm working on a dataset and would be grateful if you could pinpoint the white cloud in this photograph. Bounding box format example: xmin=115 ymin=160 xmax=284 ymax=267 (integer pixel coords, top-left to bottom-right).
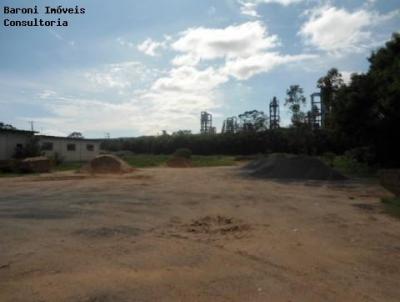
xmin=239 ymin=1 xmax=260 ymax=17
xmin=259 ymin=0 xmax=303 ymax=5
xmin=83 ymin=61 xmax=161 ymax=93
xmin=172 ymin=21 xmax=279 ymax=65
xmin=117 ymin=37 xmax=135 ymax=48
xmin=239 ymin=0 xmax=304 ymax=17
xmin=34 ymin=98 xmax=148 ymax=134
xmin=299 ymin=6 xmax=399 ymax=55
xmin=222 ymin=52 xmax=315 ymax=80
xmin=38 ymin=89 xmax=57 ymax=99
xmin=151 ymin=66 xmax=228 ymax=93
xmin=340 ymin=71 xmax=358 ymax=85
xmin=18 ymin=21 xmax=316 ymax=136
xmin=137 ymin=38 xmax=167 ymax=56
xmin=171 ymin=21 xmax=313 ymax=80
xmin=134 ymin=65 xmax=228 ymax=132
xmin=23 ymin=64 xmax=227 ymax=135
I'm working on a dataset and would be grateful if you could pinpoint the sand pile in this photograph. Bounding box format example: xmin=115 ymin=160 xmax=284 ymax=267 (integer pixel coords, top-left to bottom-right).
xmin=82 ymin=154 xmax=134 ymax=174
xmin=166 ymin=157 xmax=192 ymax=168
xmin=242 ymin=153 xmax=346 ymax=180
xmin=20 ymin=156 xmax=51 ymax=173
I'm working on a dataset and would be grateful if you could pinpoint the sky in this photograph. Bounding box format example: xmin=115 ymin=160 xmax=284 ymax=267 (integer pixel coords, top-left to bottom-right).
xmin=0 ymin=0 xmax=399 ymax=138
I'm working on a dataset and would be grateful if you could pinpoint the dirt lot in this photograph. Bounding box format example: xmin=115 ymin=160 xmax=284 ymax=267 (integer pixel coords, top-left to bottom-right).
xmin=0 ymin=166 xmax=399 ymax=302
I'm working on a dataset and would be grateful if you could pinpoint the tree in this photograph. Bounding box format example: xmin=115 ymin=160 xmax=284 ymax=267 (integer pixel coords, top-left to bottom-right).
xmin=317 ymin=68 xmax=344 ymax=127
xmin=359 ymin=33 xmax=400 ymax=165
xmin=368 ymin=32 xmax=400 ymax=128
xmin=0 ymin=122 xmax=16 ymax=130
xmin=68 ymin=132 xmax=84 ymax=139
xmin=238 ymin=110 xmax=268 ymax=132
xmin=327 ymin=33 xmax=400 ymax=166
xmin=172 ymin=130 xmax=192 ymax=136
xmin=285 ymin=85 xmax=306 ymax=127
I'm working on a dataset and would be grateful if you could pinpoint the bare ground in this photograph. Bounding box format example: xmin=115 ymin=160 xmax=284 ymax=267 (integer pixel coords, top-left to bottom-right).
xmin=0 ymin=166 xmax=399 ymax=302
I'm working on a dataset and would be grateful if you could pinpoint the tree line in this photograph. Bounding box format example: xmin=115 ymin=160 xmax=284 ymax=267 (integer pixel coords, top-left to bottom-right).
xmin=102 ymin=33 xmax=399 ymax=167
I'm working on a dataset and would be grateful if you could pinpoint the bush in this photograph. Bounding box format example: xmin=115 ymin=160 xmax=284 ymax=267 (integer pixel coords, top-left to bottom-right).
xmin=332 ymin=155 xmax=375 ymax=177
xmin=344 ymin=146 xmax=375 ymax=165
xmin=381 ymin=197 xmax=400 ymax=219
xmin=173 ymin=148 xmax=192 ymax=159
xmin=322 ymin=152 xmax=336 ymax=167
xmin=0 ymin=160 xmax=18 ymax=173
xmin=50 ymin=152 xmax=64 ymax=166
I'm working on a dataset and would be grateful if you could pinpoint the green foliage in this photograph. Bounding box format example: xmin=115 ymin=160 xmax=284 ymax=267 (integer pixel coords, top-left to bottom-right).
xmin=238 ymin=110 xmax=268 ymax=132
xmin=344 ymin=147 xmax=375 ymax=165
xmin=54 ymin=162 xmax=83 ymax=171
xmin=331 ymin=155 xmax=375 ymax=177
xmin=285 ymin=85 xmax=306 ymax=126
xmin=329 ymin=33 xmax=400 ymax=167
xmin=0 ymin=122 xmax=16 ymax=130
xmin=172 ymin=130 xmax=192 ymax=136
xmin=173 ymin=148 xmax=192 ymax=159
xmin=124 ymin=154 xmax=170 ymax=168
xmin=68 ymin=132 xmax=84 ymax=139
xmin=191 ymin=155 xmax=235 ymax=167
xmin=322 ymin=152 xmax=336 ymax=167
xmin=101 ymin=128 xmax=341 ymax=157
xmin=0 ymin=160 xmax=19 ymax=174
xmin=50 ymin=152 xmax=65 ymax=166
xmin=317 ymin=68 xmax=344 ymax=125
xmin=122 ymin=154 xmax=234 ymax=168
xmin=381 ymin=197 xmax=400 ymax=219
xmin=0 ymin=171 xmax=21 ymax=178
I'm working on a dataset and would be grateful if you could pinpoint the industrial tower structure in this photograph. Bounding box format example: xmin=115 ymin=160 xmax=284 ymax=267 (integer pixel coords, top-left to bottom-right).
xmin=200 ymin=111 xmax=216 ymax=134
xmin=310 ymin=92 xmax=325 ymax=129
xmin=269 ymin=97 xmax=280 ymax=129
xmin=221 ymin=117 xmax=238 ymax=134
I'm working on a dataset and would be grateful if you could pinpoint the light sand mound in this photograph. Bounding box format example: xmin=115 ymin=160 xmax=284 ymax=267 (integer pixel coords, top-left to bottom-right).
xmin=166 ymin=157 xmax=192 ymax=168
xmin=242 ymin=153 xmax=346 ymax=180
xmin=83 ymin=154 xmax=134 ymax=174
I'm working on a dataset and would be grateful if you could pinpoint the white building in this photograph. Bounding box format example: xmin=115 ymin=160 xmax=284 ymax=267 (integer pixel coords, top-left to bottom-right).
xmin=36 ymin=135 xmax=102 ymax=162
xmin=0 ymin=129 xmax=35 ymax=161
xmin=0 ymin=129 xmax=102 ymax=162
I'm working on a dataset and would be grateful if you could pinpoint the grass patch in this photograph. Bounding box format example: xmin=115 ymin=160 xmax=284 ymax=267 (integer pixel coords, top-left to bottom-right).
xmin=321 ymin=155 xmax=377 ymax=178
xmin=41 ymin=155 xmax=236 ymax=171
xmin=0 ymin=172 xmax=22 ymax=178
xmin=123 ymin=154 xmax=236 ymax=168
xmin=54 ymin=162 xmax=84 ymax=172
xmin=191 ymin=155 xmax=236 ymax=167
xmin=124 ymin=154 xmax=170 ymax=168
xmin=381 ymin=197 xmax=400 ymax=219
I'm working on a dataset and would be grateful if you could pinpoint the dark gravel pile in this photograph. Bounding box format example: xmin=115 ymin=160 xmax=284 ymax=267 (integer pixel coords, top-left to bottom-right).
xmin=242 ymin=153 xmax=346 ymax=180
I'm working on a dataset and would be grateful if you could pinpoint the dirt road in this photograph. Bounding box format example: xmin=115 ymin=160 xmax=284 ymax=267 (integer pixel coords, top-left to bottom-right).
xmin=0 ymin=167 xmax=399 ymax=302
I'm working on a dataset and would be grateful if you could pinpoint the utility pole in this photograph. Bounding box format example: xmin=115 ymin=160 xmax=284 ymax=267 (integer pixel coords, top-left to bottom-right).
xmin=29 ymin=121 xmax=34 ymax=132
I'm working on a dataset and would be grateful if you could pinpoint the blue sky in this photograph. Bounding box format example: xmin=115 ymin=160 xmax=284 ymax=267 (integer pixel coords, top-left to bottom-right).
xmin=0 ymin=0 xmax=399 ymax=138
